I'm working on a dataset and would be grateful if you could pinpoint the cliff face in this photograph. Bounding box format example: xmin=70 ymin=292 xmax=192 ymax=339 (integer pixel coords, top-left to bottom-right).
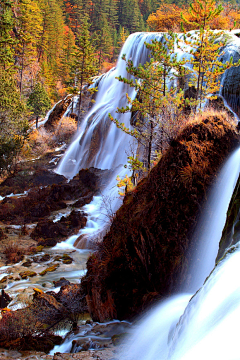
xmin=82 ymin=112 xmax=239 ymax=321
xmin=217 ymin=172 xmax=240 ymax=262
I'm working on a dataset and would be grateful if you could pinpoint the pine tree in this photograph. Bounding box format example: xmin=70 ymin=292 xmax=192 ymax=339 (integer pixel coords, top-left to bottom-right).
xmin=0 ymin=69 xmax=29 ymax=175
xmin=109 ymin=34 xmax=188 ymax=171
xmin=73 ymin=16 xmax=98 ymax=126
xmin=37 ymin=0 xmax=66 ymax=99
xmin=27 ymin=82 xmax=51 ymax=127
xmin=181 ymin=0 xmax=240 ymax=109
xmin=93 ymin=15 xmax=113 ymax=69
xmin=0 ymin=0 xmax=15 ymax=71
xmin=16 ymin=0 xmax=43 ymax=95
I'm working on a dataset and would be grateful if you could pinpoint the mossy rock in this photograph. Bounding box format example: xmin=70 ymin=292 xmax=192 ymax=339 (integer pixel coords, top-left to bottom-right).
xmin=39 ymin=263 xmax=59 ymax=276
xmin=112 ymin=333 xmax=127 ymax=345
xmin=62 ymin=259 xmax=73 ymax=264
xmin=22 ymin=260 xmax=32 ymax=267
xmin=0 ymin=276 xmax=7 ymax=284
xmin=62 ymin=254 xmax=73 ymax=264
xmin=54 ymin=255 xmax=62 ymax=261
xmin=19 ymin=271 xmax=37 ymax=279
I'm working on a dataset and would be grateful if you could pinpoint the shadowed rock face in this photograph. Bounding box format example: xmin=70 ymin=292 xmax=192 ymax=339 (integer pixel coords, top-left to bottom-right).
xmin=81 ymin=112 xmax=239 ymax=321
xmin=44 ymin=96 xmax=72 ymax=130
xmin=217 ymin=173 xmax=240 ymax=262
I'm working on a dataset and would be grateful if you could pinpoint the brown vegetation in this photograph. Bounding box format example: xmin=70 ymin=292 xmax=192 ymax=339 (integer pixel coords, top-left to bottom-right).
xmin=81 ymin=111 xmax=239 ymax=321
xmin=4 ymin=243 xmax=24 ymax=264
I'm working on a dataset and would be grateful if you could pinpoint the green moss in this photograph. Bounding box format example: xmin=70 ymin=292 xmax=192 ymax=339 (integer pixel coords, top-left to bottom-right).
xmin=0 ymin=276 xmax=7 ymax=284
xmin=19 ymin=271 xmax=37 ymax=279
xmin=39 ymin=263 xmax=59 ymax=276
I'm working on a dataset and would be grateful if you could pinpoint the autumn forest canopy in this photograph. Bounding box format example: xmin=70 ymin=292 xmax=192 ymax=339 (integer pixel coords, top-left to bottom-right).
xmin=1 ymin=0 xmax=240 ymax=177
xmin=1 ymin=0 xmax=240 ymax=102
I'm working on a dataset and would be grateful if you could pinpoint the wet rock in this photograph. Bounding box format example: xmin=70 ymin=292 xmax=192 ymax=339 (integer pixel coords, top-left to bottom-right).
xmin=0 ymin=290 xmax=12 ymax=309
xmin=32 ymin=288 xmax=68 ymax=323
xmin=39 ymin=264 xmax=59 ymax=276
xmin=53 ymin=277 xmax=70 ymax=288
xmin=62 ymin=254 xmax=73 ymax=264
xmin=55 ymin=283 xmax=88 ymax=314
xmin=71 ymin=337 xmax=111 ymax=352
xmin=217 ymin=173 xmax=240 ymax=261
xmin=0 ymin=168 xmax=112 ymax=225
xmin=31 ymin=210 xmax=87 ymax=247
xmin=0 ymin=169 xmax=66 ymax=199
xmin=44 ymin=96 xmax=72 ymax=130
xmin=0 ymin=276 xmax=8 ymax=284
xmin=207 ymin=96 xmax=235 ymax=118
xmin=19 ymin=271 xmax=37 ymax=279
xmin=22 ymin=260 xmax=32 ymax=267
xmin=35 ymin=253 xmax=51 ymax=263
xmin=73 ymin=194 xmax=93 ymax=208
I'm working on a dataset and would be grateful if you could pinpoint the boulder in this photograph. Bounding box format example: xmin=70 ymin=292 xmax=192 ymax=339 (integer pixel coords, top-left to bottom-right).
xmin=54 ymin=283 xmax=88 ymax=314
xmin=0 ymin=290 xmax=12 ymax=309
xmin=53 ymin=277 xmax=70 ymax=288
xmin=44 ymin=95 xmax=72 ymax=130
xmin=31 ymin=210 xmax=87 ymax=247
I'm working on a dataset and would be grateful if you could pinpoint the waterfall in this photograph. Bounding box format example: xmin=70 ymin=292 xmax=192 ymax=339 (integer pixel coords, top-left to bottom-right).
xmin=119 ymin=147 xmax=240 ymax=360
xmin=57 ymin=32 xmax=165 ymax=178
xmin=56 ymin=32 xmax=165 ymax=247
xmin=54 ymin=31 xmax=240 ymax=248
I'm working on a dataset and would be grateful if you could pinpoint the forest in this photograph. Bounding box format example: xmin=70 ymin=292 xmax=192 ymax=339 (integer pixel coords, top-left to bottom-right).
xmin=1 ymin=0 xmax=240 ymax=179
xmin=1 ymin=0 xmax=240 ymax=358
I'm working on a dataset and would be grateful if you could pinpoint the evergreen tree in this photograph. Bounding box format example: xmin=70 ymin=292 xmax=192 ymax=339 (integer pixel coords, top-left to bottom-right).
xmin=17 ymin=0 xmax=43 ymax=95
xmin=93 ymin=15 xmax=113 ymax=69
xmin=109 ymin=34 xmax=188 ymax=171
xmin=182 ymin=0 xmax=240 ymax=109
xmin=0 ymin=69 xmax=29 ymax=175
xmin=73 ymin=16 xmax=98 ymax=125
xmin=27 ymin=82 xmax=51 ymax=127
xmin=0 ymin=0 xmax=15 ymax=71
xmin=37 ymin=0 xmax=66 ymax=99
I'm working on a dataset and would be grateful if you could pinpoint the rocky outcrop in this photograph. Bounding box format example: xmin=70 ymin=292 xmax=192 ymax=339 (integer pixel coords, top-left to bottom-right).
xmin=0 ymin=168 xmax=112 ymax=225
xmin=31 ymin=210 xmax=87 ymax=247
xmin=217 ymin=172 xmax=240 ymax=262
xmin=44 ymin=96 xmax=72 ymax=130
xmin=0 ymin=290 xmax=12 ymax=309
xmin=82 ymin=111 xmax=239 ymax=321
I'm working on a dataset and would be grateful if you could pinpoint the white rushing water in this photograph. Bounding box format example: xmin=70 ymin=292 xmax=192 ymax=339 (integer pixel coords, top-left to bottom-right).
xmin=56 ymin=32 xmax=165 ymax=247
xmin=183 ymin=147 xmax=240 ymax=292
xmin=119 ymin=147 xmax=240 ymax=360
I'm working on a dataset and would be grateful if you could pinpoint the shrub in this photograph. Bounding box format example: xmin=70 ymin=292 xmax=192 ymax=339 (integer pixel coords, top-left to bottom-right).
xmin=4 ymin=243 xmax=24 ymax=264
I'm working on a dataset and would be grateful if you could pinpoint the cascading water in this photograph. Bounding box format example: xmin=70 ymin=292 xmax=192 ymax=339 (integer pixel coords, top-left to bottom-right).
xmin=56 ymin=32 xmax=166 ymax=247
xmin=55 ymin=31 xmax=240 ymax=248
xmin=119 ymin=147 xmax=240 ymax=360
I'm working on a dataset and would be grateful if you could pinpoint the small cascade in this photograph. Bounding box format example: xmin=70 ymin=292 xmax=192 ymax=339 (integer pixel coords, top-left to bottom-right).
xmin=119 ymin=147 xmax=240 ymax=360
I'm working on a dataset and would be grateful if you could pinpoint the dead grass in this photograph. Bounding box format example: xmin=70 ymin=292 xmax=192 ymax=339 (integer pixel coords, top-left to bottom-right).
xmin=3 ymin=242 xmax=24 ymax=264
xmin=22 ymin=116 xmax=77 ymax=159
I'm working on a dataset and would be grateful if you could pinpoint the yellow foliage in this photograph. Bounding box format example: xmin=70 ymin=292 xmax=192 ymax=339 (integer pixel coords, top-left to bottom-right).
xmin=147 ymin=4 xmax=185 ymax=32
xmin=147 ymin=1 xmax=240 ymax=32
xmin=116 ymin=174 xmax=135 ymax=196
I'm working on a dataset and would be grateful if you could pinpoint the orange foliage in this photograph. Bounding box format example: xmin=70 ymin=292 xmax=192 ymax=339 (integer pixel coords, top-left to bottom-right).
xmin=147 ymin=3 xmax=185 ymax=32
xmin=147 ymin=1 xmax=240 ymax=32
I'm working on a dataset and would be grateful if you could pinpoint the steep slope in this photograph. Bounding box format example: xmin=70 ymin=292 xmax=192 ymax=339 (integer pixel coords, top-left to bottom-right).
xmin=82 ymin=111 xmax=239 ymax=321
